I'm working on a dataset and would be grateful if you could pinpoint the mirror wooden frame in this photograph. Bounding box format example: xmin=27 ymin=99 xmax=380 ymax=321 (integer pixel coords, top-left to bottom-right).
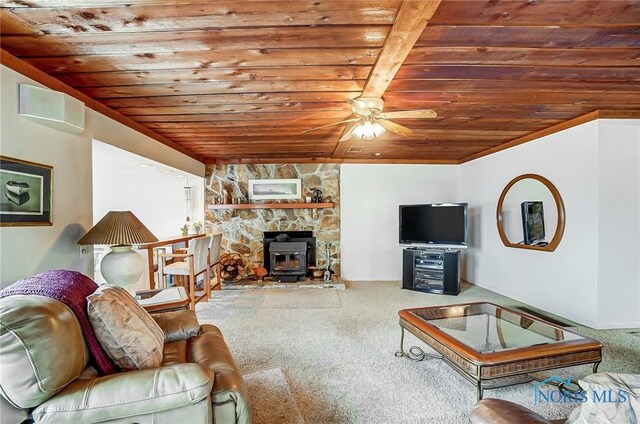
xmin=496 ymin=174 xmax=566 ymax=252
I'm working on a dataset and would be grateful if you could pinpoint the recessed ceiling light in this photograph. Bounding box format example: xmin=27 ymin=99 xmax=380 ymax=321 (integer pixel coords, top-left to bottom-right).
xmin=374 ymin=153 xmax=381 ymax=156
xmin=176 ymin=174 xmax=186 ymax=178
xmin=163 ymin=170 xmax=173 ymax=173
xmin=139 ymin=163 xmax=153 ymax=167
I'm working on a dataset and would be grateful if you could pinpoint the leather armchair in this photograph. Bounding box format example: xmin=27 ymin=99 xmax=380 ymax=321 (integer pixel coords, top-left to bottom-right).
xmin=0 ymin=295 xmax=250 ymax=423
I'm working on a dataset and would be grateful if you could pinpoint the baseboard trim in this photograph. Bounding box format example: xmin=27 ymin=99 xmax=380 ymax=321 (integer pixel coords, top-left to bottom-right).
xmin=589 ymin=321 xmax=640 ymax=330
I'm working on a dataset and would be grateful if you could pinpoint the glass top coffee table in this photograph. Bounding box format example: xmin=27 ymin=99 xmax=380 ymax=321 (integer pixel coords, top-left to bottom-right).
xmin=396 ymin=302 xmax=602 ymax=400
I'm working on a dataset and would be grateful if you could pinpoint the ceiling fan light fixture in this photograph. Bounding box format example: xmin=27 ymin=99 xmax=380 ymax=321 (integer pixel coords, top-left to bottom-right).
xmin=372 ymin=121 xmax=385 ymax=138
xmin=352 ymin=123 xmax=365 ymax=139
xmin=352 ymin=116 xmax=385 ymax=141
xmin=361 ymin=119 xmax=375 ymax=140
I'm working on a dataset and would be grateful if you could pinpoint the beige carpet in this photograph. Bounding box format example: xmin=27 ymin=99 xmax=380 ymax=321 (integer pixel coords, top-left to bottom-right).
xmin=244 ymin=368 xmax=304 ymax=424
xmin=231 ymin=289 xmax=341 ymax=309
xmin=196 ymin=281 xmax=640 ymax=423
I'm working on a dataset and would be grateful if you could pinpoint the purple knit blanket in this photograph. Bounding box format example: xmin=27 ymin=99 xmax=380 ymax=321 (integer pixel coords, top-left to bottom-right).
xmin=0 ymin=270 xmax=120 ymax=375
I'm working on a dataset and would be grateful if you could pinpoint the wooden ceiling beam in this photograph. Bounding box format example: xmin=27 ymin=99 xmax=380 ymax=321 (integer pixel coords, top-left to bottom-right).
xmin=361 ymin=0 xmax=442 ymax=98
xmin=0 ymin=49 xmax=204 ymax=163
xmin=337 ymin=0 xmax=442 ymax=159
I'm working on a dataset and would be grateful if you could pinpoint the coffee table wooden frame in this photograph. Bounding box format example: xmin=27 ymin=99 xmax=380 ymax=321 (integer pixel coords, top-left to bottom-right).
xmin=396 ymin=302 xmax=602 ymax=401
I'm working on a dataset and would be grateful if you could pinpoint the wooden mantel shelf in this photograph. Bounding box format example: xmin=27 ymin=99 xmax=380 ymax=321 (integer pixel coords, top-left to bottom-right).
xmin=208 ymin=202 xmax=334 ymax=210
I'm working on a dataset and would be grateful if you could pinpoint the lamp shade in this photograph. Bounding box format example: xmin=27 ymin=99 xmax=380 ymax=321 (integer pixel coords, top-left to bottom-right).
xmin=77 ymin=211 xmax=158 ymax=245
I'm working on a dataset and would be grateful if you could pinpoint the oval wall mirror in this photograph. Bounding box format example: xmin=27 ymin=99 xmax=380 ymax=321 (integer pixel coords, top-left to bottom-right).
xmin=496 ymin=174 xmax=565 ymax=252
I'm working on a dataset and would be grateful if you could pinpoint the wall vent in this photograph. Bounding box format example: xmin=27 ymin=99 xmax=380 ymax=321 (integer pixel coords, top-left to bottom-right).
xmin=346 ymin=146 xmax=364 ymax=153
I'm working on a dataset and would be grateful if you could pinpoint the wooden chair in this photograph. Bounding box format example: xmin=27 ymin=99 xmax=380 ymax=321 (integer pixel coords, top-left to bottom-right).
xmin=160 ymin=236 xmax=211 ymax=309
xmin=208 ymin=232 xmax=223 ymax=291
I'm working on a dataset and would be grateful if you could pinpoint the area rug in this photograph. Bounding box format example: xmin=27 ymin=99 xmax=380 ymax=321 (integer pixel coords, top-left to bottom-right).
xmin=244 ymin=368 xmax=304 ymax=424
xmin=231 ymin=289 xmax=341 ymax=309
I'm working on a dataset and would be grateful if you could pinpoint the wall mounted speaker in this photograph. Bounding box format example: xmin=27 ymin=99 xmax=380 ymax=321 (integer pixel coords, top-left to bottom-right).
xmin=19 ymin=84 xmax=85 ymax=134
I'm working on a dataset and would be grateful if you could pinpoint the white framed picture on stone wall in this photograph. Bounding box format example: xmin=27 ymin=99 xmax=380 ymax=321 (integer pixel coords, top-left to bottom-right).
xmin=248 ymin=179 xmax=301 ymax=201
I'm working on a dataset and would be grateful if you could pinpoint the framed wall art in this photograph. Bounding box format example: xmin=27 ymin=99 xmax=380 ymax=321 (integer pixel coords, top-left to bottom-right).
xmin=248 ymin=179 xmax=301 ymax=201
xmin=0 ymin=156 xmax=53 ymax=226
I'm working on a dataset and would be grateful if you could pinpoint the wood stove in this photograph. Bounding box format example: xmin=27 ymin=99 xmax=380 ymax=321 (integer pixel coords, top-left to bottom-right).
xmin=269 ymin=241 xmax=308 ymax=282
xmin=263 ymin=231 xmax=316 ymax=282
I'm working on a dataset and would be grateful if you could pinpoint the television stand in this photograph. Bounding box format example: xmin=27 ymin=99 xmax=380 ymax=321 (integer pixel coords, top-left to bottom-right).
xmin=402 ymin=248 xmax=460 ymax=295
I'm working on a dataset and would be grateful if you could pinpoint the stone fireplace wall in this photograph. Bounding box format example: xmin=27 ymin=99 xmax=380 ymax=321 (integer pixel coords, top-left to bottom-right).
xmin=205 ymin=164 xmax=340 ymax=277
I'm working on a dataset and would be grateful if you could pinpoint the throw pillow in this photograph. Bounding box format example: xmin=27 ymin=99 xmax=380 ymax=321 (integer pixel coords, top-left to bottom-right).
xmin=87 ymin=286 xmax=164 ymax=370
xmin=566 ymin=372 xmax=640 ymax=424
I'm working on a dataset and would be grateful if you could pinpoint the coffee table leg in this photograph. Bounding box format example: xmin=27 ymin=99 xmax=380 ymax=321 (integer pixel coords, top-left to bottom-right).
xmin=477 ymin=380 xmax=483 ymax=401
xmin=593 ymin=361 xmax=601 ymax=373
xmin=395 ymin=327 xmax=441 ymax=361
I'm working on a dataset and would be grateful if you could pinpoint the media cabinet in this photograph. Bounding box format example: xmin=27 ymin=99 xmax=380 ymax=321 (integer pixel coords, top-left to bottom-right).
xmin=402 ymin=248 xmax=460 ymax=295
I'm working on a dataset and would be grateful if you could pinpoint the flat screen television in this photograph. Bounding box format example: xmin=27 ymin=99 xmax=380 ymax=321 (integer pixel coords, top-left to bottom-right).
xmin=521 ymin=201 xmax=545 ymax=245
xmin=399 ymin=203 xmax=468 ymax=248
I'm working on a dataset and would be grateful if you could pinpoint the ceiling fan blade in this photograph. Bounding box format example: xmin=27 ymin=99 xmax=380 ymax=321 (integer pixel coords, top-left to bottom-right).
xmin=339 ymin=121 xmax=360 ymax=142
xmin=347 ymin=98 xmax=369 ymax=115
xmin=378 ymin=119 xmax=414 ymax=136
xmin=302 ymin=118 xmax=359 ymax=133
xmin=382 ymin=109 xmax=437 ymax=119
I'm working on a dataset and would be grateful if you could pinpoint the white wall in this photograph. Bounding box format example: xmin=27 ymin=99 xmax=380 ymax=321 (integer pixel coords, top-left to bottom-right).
xmin=92 ymin=141 xmax=205 ymax=240
xmin=596 ymin=119 xmax=640 ymax=327
xmin=340 ymin=164 xmax=459 ymax=280
xmin=459 ymin=119 xmax=640 ymax=329
xmin=0 ymin=66 xmax=93 ymax=286
xmin=0 ymin=65 xmax=204 ymax=287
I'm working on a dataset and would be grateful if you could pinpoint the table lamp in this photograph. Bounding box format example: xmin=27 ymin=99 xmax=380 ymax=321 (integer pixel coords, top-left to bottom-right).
xmin=78 ymin=211 xmax=158 ymax=294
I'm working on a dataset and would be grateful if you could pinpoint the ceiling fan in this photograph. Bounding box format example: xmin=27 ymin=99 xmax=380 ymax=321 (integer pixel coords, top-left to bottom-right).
xmin=303 ymin=97 xmax=437 ymax=142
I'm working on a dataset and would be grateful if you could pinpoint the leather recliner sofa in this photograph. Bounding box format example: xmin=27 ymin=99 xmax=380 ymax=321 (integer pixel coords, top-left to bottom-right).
xmin=0 ymin=294 xmax=251 ymax=423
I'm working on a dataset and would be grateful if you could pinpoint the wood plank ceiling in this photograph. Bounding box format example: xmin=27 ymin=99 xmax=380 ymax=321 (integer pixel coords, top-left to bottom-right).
xmin=1 ymin=0 xmax=639 ymax=164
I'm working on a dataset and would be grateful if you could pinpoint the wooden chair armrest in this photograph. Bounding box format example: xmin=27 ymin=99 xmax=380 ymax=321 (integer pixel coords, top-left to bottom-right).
xmin=175 ymin=247 xmax=188 ymax=253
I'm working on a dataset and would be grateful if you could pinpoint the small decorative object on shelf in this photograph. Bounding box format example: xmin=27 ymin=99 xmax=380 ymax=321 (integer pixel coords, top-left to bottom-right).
xmin=180 ymin=224 xmax=188 ymax=236
xmin=312 ymin=188 xmax=323 ymax=203
xmin=193 ymin=221 xmax=203 ymax=234
xmin=222 ymin=187 xmax=230 ymax=204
